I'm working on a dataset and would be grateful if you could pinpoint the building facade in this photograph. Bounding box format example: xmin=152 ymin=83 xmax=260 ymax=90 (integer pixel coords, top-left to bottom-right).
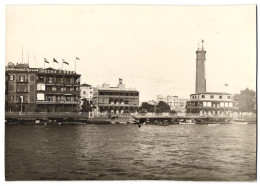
xmin=80 ymin=83 xmax=93 ymax=107
xmin=157 ymin=95 xmax=188 ymax=113
xmin=186 ymin=92 xmax=238 ymax=115
xmin=92 ymin=80 xmax=139 ymax=114
xmin=5 ymin=62 xmax=81 ymax=112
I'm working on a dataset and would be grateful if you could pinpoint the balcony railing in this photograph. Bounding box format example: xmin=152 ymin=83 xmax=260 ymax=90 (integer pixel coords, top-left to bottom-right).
xmin=36 ymin=100 xmax=80 ymax=104
xmin=44 ymin=90 xmax=80 ymax=94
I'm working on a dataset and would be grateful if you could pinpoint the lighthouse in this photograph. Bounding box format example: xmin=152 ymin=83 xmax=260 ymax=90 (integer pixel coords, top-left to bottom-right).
xmin=195 ymin=40 xmax=206 ymax=93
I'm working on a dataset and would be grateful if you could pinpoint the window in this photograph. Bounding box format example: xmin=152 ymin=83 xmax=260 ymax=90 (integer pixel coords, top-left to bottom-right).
xmin=37 ymin=93 xmax=45 ymax=100
xmin=83 ymin=91 xmax=86 ymax=95
xmin=30 ymin=95 xmax=35 ymax=102
xmin=37 ymin=83 xmax=46 ymax=91
xmin=19 ymin=85 xmax=24 ymax=92
xmin=210 ymin=95 xmax=214 ymax=99
xmin=219 ymin=96 xmax=222 ymax=99
xmin=202 ymin=95 xmax=205 ymax=98
xmin=30 ymin=75 xmax=35 ymax=81
xmin=8 ymin=84 xmax=14 ymax=91
xmin=19 ymin=75 xmax=25 ymax=82
xmin=9 ymin=75 xmax=14 ymax=81
xmin=30 ymin=85 xmax=34 ymax=92
xmin=227 ymin=96 xmax=231 ymax=99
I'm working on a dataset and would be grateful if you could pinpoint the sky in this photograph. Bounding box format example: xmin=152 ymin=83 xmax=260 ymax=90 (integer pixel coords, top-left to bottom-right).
xmin=5 ymin=5 xmax=256 ymax=102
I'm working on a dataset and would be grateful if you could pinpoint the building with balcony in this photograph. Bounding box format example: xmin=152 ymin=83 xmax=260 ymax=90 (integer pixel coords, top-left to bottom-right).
xmin=5 ymin=62 xmax=81 ymax=112
xmin=92 ymin=79 xmax=139 ymax=114
xmin=80 ymin=83 xmax=93 ymax=107
xmin=186 ymin=92 xmax=238 ymax=116
xmin=157 ymin=95 xmax=188 ymax=113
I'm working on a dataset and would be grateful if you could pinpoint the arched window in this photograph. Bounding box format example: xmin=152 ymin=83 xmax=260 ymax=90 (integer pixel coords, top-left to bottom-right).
xmin=30 ymin=75 xmax=35 ymax=81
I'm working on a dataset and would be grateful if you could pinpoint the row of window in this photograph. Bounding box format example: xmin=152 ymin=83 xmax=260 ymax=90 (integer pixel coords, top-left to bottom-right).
xmin=192 ymin=95 xmax=231 ymax=99
xmin=9 ymin=95 xmax=35 ymax=103
xmin=9 ymin=75 xmax=35 ymax=81
xmin=9 ymin=84 xmax=35 ymax=92
xmin=98 ymin=92 xmax=139 ymax=96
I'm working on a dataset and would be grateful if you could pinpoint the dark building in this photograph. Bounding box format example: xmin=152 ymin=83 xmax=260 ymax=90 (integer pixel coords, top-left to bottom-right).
xmin=195 ymin=42 xmax=206 ymax=93
xmin=5 ymin=62 xmax=81 ymax=112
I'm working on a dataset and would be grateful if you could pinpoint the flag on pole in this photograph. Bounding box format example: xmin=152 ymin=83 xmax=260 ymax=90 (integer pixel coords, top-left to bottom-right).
xmin=44 ymin=58 xmax=49 ymax=63
xmin=76 ymin=57 xmax=80 ymax=60
xmin=62 ymin=59 xmax=69 ymax=65
xmin=20 ymin=96 xmax=23 ymax=103
xmin=53 ymin=58 xmax=58 ymax=63
xmin=225 ymin=83 xmax=229 ymax=86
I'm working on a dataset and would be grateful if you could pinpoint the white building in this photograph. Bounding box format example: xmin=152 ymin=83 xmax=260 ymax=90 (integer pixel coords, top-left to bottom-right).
xmin=80 ymin=84 xmax=93 ymax=106
xmin=186 ymin=92 xmax=238 ymax=116
xmin=157 ymin=95 xmax=188 ymax=113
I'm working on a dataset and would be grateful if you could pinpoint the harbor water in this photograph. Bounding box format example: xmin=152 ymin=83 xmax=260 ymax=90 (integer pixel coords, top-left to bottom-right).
xmin=5 ymin=123 xmax=256 ymax=181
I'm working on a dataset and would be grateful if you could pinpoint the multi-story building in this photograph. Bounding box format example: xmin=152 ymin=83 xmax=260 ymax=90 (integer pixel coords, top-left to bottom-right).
xmin=92 ymin=79 xmax=139 ymax=114
xmin=6 ymin=62 xmax=38 ymax=112
xmin=80 ymin=83 xmax=93 ymax=107
xmin=157 ymin=95 xmax=188 ymax=113
xmin=186 ymin=92 xmax=238 ymax=115
xmin=5 ymin=62 xmax=81 ymax=112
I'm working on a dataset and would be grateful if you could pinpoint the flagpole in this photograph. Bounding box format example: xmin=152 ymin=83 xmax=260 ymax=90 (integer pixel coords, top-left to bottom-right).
xmin=74 ymin=58 xmax=76 ymax=72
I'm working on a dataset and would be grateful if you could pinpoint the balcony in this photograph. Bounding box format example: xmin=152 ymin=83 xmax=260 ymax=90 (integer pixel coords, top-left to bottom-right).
xmin=44 ymin=90 xmax=80 ymax=95
xmin=36 ymin=100 xmax=80 ymax=104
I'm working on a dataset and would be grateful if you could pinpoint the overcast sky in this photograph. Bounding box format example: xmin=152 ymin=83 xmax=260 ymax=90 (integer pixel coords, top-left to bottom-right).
xmin=5 ymin=5 xmax=256 ymax=101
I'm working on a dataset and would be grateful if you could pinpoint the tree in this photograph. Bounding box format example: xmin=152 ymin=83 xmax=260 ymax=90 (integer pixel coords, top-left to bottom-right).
xmin=156 ymin=101 xmax=171 ymax=113
xmin=234 ymin=88 xmax=256 ymax=113
xmin=139 ymin=102 xmax=155 ymax=113
xmin=81 ymin=99 xmax=92 ymax=112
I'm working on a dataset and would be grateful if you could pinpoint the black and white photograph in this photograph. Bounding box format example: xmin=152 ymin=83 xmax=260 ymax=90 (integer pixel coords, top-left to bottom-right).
xmin=2 ymin=2 xmax=257 ymax=182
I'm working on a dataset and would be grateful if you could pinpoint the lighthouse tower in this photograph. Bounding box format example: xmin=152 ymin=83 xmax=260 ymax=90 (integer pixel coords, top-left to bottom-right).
xmin=195 ymin=40 xmax=206 ymax=93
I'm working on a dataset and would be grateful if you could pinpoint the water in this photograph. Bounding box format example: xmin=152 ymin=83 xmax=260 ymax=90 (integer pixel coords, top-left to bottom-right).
xmin=5 ymin=123 xmax=256 ymax=181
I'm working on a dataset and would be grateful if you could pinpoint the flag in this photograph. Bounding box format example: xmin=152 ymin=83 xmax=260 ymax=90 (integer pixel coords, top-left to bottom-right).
xmin=20 ymin=96 xmax=23 ymax=103
xmin=76 ymin=57 xmax=80 ymax=60
xmin=62 ymin=59 xmax=69 ymax=65
xmin=44 ymin=58 xmax=49 ymax=63
xmin=53 ymin=58 xmax=58 ymax=63
xmin=225 ymin=83 xmax=229 ymax=86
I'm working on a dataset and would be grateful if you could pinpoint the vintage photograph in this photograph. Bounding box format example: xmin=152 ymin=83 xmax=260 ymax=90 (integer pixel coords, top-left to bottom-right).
xmin=4 ymin=5 xmax=256 ymax=181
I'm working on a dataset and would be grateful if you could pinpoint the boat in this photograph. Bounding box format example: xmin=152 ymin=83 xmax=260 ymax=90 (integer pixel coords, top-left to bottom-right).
xmin=208 ymin=123 xmax=220 ymax=127
xmin=179 ymin=122 xmax=195 ymax=125
xmin=233 ymin=122 xmax=248 ymax=125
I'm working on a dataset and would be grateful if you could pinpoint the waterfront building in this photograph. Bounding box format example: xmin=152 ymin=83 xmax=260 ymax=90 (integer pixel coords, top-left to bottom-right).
xmin=157 ymin=95 xmax=188 ymax=113
xmin=186 ymin=41 xmax=238 ymax=116
xmin=6 ymin=62 xmax=38 ymax=112
xmin=80 ymin=83 xmax=93 ymax=107
xmin=5 ymin=62 xmax=81 ymax=112
xmin=186 ymin=92 xmax=238 ymax=115
xmin=92 ymin=79 xmax=139 ymax=114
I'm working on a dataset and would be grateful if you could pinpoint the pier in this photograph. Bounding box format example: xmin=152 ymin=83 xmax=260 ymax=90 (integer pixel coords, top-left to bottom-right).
xmin=5 ymin=112 xmax=234 ymax=125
